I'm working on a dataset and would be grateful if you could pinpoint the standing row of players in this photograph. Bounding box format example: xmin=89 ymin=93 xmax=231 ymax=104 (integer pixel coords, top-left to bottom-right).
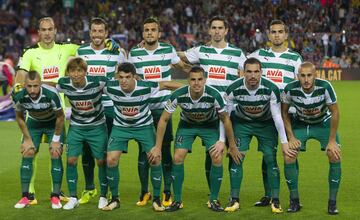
xmin=12 ymin=16 xmax=341 ymax=215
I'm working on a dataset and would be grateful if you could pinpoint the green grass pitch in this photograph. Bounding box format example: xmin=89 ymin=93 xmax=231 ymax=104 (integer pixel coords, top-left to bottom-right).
xmin=0 ymin=81 xmax=359 ymax=220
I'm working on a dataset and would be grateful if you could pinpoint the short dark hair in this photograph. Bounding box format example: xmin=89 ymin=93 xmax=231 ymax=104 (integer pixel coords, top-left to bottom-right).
xmin=90 ymin=17 xmax=108 ymax=30
xmin=209 ymin=16 xmax=228 ymax=29
xmin=26 ymin=71 xmax=40 ymax=81
xmin=269 ymin=19 xmax=288 ymax=32
xmin=66 ymin=57 xmax=87 ymax=73
xmin=143 ymin=17 xmax=161 ymax=31
xmin=244 ymin=57 xmax=262 ymax=70
xmin=189 ymin=65 xmax=205 ymax=76
xmin=117 ymin=62 xmax=136 ymax=75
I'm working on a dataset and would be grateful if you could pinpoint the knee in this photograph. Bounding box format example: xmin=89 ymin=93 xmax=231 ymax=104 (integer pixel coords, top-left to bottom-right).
xmin=97 ymin=159 xmax=106 ymax=166
xmin=211 ymin=155 xmax=223 ymax=166
xmin=23 ymin=148 xmax=35 ymax=158
xmin=149 ymin=157 xmax=161 ymax=166
xmin=284 ymin=155 xmax=297 ymax=164
xmin=107 ymin=155 xmax=119 ymax=167
xmin=67 ymin=157 xmax=78 ymax=166
xmin=327 ymin=151 xmax=341 ymax=163
xmin=173 ymin=153 xmax=185 ymax=164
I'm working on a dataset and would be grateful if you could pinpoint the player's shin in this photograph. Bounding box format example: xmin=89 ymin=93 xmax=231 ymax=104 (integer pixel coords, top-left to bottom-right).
xmin=171 ymin=163 xmax=184 ymax=202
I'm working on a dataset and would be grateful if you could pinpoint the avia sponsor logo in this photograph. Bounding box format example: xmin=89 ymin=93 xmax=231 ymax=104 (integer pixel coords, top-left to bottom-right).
xmin=208 ymin=66 xmax=226 ymax=79
xmin=74 ymin=100 xmax=94 ymax=111
xmin=143 ymin=66 xmax=161 ymax=79
xmin=43 ymin=66 xmax=60 ymax=80
xmin=121 ymin=106 xmax=139 ymax=116
xmin=266 ymin=69 xmax=283 ymax=83
xmin=243 ymin=106 xmax=263 ymax=114
xmin=88 ymin=66 xmax=106 ymax=76
xmin=303 ymin=108 xmax=320 ymax=116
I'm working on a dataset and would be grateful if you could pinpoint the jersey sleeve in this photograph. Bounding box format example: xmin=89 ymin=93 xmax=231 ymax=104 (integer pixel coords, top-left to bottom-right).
xmin=213 ymin=90 xmax=226 ymax=113
xmin=11 ymin=92 xmax=25 ymax=112
xmin=184 ymin=46 xmax=200 ymax=64
xmin=119 ymin=48 xmax=127 ymax=63
xmin=270 ymin=86 xmax=281 ymax=105
xmin=282 ymin=85 xmax=292 ymax=104
xmin=18 ymin=49 xmax=32 ymax=71
xmin=325 ymin=82 xmax=337 ymax=105
xmin=64 ymin=44 xmax=80 ymax=57
xmin=170 ymin=46 xmax=181 ymax=64
xmin=238 ymin=50 xmax=247 ymax=71
xmin=294 ymin=55 xmax=303 ymax=75
xmin=164 ymin=93 xmax=178 ymax=114
xmin=50 ymin=89 xmax=63 ymax=111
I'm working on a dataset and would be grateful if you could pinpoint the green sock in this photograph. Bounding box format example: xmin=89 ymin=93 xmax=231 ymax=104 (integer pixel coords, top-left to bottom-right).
xmin=98 ymin=163 xmax=108 ymax=197
xmin=161 ymin=143 xmax=172 ymax=192
xmin=107 ymin=166 xmax=119 ymax=198
xmin=21 ymin=157 xmax=33 ymax=193
xmin=66 ymin=162 xmax=78 ymax=197
xmin=264 ymin=154 xmax=280 ymax=199
xmin=209 ymin=164 xmax=223 ymax=201
xmin=51 ymin=158 xmax=63 ymax=194
xmin=172 ymin=163 xmax=184 ymax=202
xmin=262 ymin=157 xmax=271 ymax=197
xmin=29 ymin=154 xmax=38 ymax=194
xmin=150 ymin=164 xmax=162 ymax=197
xmin=229 ymin=158 xmax=243 ymax=199
xmin=138 ymin=149 xmax=149 ymax=193
xmin=284 ymin=162 xmax=299 ymax=199
xmin=329 ymin=162 xmax=341 ymax=201
xmin=205 ymin=152 xmax=211 ymax=191
xmin=82 ymin=144 xmax=95 ymax=190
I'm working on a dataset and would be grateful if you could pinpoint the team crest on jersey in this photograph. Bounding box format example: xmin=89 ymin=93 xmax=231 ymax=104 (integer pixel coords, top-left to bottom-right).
xmin=266 ymin=69 xmax=283 ymax=83
xmin=43 ymin=66 xmax=60 ymax=80
xmin=88 ymin=66 xmax=107 ymax=76
xmin=74 ymin=100 xmax=94 ymax=111
xmin=243 ymin=106 xmax=263 ymax=114
xmin=143 ymin=66 xmax=161 ymax=80
xmin=303 ymin=108 xmax=320 ymax=116
xmin=121 ymin=106 xmax=139 ymax=116
xmin=208 ymin=66 xmax=226 ymax=79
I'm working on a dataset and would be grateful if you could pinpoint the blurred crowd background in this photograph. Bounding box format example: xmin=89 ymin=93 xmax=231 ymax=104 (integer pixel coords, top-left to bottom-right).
xmin=0 ymin=0 xmax=359 ymax=68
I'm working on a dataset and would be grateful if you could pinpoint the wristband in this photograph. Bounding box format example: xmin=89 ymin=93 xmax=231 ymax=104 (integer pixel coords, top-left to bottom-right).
xmin=52 ymin=135 xmax=60 ymax=142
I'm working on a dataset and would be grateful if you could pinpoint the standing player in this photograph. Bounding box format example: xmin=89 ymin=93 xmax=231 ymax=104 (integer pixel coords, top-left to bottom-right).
xmin=248 ymin=19 xmax=303 ymax=207
xmin=12 ymin=71 xmax=65 ymax=209
xmin=56 ymin=58 xmax=108 ymax=210
xmin=178 ymin=15 xmax=247 ymax=198
xmin=76 ymin=17 xmax=126 ymax=205
xmin=154 ymin=66 xmax=239 ymax=212
xmin=15 ymin=16 xmax=119 ymax=204
xmin=128 ymin=17 xmax=190 ymax=207
xmin=281 ymin=62 xmax=341 ymax=215
xmin=225 ymin=58 xmax=295 ymax=213
xmin=102 ymin=62 xmax=182 ymax=211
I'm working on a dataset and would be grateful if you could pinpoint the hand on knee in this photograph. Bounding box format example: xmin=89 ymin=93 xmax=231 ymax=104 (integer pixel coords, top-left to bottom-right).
xmin=327 ymin=151 xmax=341 ymax=163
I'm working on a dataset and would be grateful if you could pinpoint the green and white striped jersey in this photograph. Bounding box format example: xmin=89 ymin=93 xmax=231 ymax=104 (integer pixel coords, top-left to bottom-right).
xmin=76 ymin=43 xmax=126 ymax=107
xmin=282 ymin=79 xmax=337 ymax=124
xmin=57 ymin=75 xmax=107 ymax=126
xmin=226 ymin=77 xmax=281 ymax=122
xmin=185 ymin=43 xmax=247 ymax=94
xmin=165 ymin=85 xmax=226 ymax=125
xmin=248 ymin=48 xmax=303 ymax=90
xmin=104 ymin=79 xmax=160 ymax=127
xmin=128 ymin=43 xmax=180 ymax=110
xmin=12 ymin=84 xmax=62 ymax=122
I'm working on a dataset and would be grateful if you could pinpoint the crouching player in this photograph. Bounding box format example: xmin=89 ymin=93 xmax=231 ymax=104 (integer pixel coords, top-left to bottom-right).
xmin=13 ymin=71 xmax=65 ymax=209
xmin=282 ymin=62 xmax=341 ymax=215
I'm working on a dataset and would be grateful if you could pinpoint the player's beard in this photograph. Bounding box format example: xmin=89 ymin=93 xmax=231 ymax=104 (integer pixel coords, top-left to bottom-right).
xmin=145 ymin=40 xmax=157 ymax=46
